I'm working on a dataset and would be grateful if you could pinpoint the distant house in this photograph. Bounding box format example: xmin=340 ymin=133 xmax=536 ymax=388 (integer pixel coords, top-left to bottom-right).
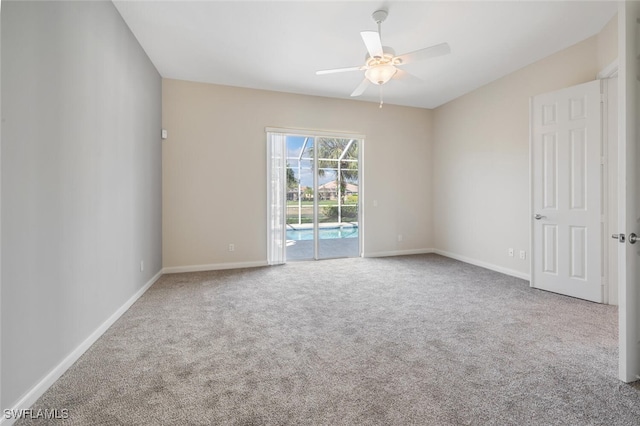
xmin=287 ymin=185 xmax=314 ymax=201
xmin=317 ymin=181 xmax=358 ymax=201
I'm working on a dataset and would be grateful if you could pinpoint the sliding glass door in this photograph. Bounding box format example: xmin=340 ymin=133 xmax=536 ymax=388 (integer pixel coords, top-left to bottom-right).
xmin=315 ymin=137 xmax=359 ymax=259
xmin=267 ymin=130 xmax=362 ymax=263
xmin=285 ymin=136 xmax=316 ymax=260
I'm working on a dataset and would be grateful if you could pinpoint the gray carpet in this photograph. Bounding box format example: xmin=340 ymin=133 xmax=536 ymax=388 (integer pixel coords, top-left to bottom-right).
xmin=16 ymin=254 xmax=640 ymax=425
xmin=286 ymin=238 xmax=359 ymax=260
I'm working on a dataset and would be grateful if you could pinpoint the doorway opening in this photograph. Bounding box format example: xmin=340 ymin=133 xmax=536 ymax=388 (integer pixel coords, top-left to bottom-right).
xmin=267 ymin=130 xmax=363 ymax=263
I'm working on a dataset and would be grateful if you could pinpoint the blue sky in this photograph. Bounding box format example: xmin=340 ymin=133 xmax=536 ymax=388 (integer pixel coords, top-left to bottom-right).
xmin=286 ymin=136 xmax=336 ymax=187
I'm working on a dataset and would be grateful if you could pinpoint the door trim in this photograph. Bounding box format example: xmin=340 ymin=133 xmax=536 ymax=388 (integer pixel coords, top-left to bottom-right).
xmin=599 ymin=69 xmax=619 ymax=305
xmin=617 ymin=1 xmax=640 ymax=383
xmin=265 ymin=127 xmax=365 ymax=140
xmin=597 ymin=60 xmax=619 ymax=80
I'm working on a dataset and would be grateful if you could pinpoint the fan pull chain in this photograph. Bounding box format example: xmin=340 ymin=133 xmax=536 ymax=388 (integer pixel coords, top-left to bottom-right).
xmin=379 ymin=85 xmax=384 ymax=109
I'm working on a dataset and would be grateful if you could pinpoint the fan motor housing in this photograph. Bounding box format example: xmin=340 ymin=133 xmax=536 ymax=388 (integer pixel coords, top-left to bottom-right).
xmin=365 ymin=46 xmax=395 ymax=63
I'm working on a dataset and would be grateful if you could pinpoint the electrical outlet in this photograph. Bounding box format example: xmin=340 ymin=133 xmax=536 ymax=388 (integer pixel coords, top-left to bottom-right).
xmin=508 ymin=248 xmax=514 ymax=257
xmin=397 ymin=234 xmax=403 ymax=242
xmin=140 ymin=260 xmax=144 ymax=272
xmin=228 ymin=244 xmax=235 ymax=252
xmin=519 ymin=250 xmax=526 ymax=260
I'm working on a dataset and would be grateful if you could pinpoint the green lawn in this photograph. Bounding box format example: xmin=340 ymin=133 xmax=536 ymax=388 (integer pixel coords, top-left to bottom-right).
xmin=286 ymin=202 xmax=358 ymax=224
xmin=287 ymin=200 xmax=336 ymax=206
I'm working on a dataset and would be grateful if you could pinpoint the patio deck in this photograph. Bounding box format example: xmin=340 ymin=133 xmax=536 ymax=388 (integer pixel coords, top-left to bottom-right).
xmin=286 ymin=238 xmax=360 ymax=260
xmin=285 ymin=222 xmax=360 ymax=260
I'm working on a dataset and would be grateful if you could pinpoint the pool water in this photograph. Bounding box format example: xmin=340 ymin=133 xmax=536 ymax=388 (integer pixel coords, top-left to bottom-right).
xmin=287 ymin=226 xmax=358 ymax=241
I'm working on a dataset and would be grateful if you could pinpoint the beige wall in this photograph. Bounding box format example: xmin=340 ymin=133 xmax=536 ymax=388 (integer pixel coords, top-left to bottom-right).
xmin=163 ymin=17 xmax=618 ymax=276
xmin=162 ymin=80 xmax=433 ymax=269
xmin=432 ymin=36 xmax=600 ymax=278
xmin=597 ymin=14 xmax=618 ymax=72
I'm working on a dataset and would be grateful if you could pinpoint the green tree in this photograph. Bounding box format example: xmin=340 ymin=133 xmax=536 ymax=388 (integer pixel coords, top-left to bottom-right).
xmin=286 ymin=164 xmax=298 ymax=190
xmin=304 ymin=186 xmax=314 ymax=200
xmin=305 ymin=138 xmax=358 ymax=201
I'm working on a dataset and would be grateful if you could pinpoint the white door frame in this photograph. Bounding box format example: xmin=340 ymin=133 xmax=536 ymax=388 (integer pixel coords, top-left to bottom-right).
xmin=266 ymin=127 xmax=365 ymax=262
xmin=617 ymin=1 xmax=640 ymax=384
xmin=597 ymin=62 xmax=619 ymax=306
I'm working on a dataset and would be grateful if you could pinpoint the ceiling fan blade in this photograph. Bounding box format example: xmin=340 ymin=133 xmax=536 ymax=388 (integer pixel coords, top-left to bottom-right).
xmin=316 ymin=66 xmax=364 ymax=75
xmin=350 ymin=79 xmax=370 ymax=97
xmin=396 ymin=42 xmax=451 ymax=65
xmin=361 ymin=31 xmax=384 ymax=58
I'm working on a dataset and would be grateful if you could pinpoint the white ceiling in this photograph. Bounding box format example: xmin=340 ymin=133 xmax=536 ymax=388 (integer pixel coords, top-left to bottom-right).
xmin=113 ymin=1 xmax=617 ymax=109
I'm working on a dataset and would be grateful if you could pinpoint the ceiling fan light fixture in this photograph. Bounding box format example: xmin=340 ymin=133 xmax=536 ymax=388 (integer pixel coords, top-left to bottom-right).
xmin=365 ymin=64 xmax=397 ymax=85
xmin=315 ymin=9 xmax=451 ymax=98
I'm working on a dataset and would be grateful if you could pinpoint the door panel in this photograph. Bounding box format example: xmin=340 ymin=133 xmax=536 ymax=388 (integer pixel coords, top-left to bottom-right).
xmin=285 ymin=136 xmax=315 ymax=261
xmin=570 ymin=129 xmax=587 ymax=209
xmin=531 ymin=80 xmax=602 ymax=302
xmin=542 ymin=133 xmax=558 ymax=209
xmin=569 ymin=226 xmax=586 ymax=279
xmin=316 ymin=137 xmax=360 ymax=260
xmin=542 ymin=224 xmax=558 ymax=274
xmin=283 ymin=135 xmax=361 ymax=261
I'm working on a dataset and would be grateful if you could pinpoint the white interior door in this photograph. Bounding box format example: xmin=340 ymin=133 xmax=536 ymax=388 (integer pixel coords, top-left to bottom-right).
xmin=531 ymin=80 xmax=603 ymax=303
xmin=617 ymin=2 xmax=640 ymax=384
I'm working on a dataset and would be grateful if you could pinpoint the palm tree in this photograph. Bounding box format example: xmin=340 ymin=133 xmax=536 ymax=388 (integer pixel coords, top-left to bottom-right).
xmin=286 ymin=164 xmax=298 ymax=190
xmin=305 ymin=138 xmax=358 ymax=200
xmin=305 ymin=138 xmax=358 ymax=222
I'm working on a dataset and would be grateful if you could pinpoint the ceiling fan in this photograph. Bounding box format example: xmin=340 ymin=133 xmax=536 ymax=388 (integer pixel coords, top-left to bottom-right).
xmin=316 ymin=9 xmax=451 ymax=107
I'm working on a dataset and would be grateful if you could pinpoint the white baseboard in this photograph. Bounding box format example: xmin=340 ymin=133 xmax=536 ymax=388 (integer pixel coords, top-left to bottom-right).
xmin=0 ymin=270 xmax=163 ymax=426
xmin=363 ymin=248 xmax=435 ymax=258
xmin=434 ymin=249 xmax=531 ymax=281
xmin=162 ymin=260 xmax=268 ymax=274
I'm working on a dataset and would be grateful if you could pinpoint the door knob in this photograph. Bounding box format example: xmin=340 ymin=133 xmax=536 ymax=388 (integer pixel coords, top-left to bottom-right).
xmin=629 ymin=233 xmax=638 ymax=244
xmin=612 ymin=234 xmax=626 ymax=243
xmin=534 ymin=214 xmax=546 ymax=220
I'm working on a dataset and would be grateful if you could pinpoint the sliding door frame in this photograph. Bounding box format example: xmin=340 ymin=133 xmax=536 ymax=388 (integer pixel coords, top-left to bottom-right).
xmin=266 ymin=127 xmax=365 ymax=262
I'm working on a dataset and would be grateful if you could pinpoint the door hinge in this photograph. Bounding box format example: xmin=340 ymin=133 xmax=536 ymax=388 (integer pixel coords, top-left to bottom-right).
xmin=601 ymin=156 xmax=605 ymax=165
